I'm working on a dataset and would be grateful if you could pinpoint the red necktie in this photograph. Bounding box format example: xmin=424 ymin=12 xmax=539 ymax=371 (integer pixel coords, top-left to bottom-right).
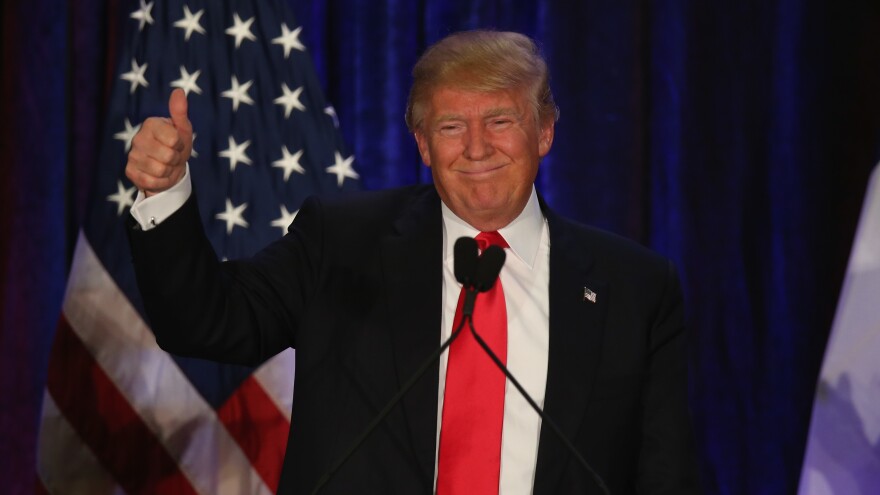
xmin=437 ymin=231 xmax=509 ymax=494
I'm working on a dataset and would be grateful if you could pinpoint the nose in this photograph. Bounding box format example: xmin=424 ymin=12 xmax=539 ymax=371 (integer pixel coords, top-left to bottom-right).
xmin=463 ymin=125 xmax=494 ymax=161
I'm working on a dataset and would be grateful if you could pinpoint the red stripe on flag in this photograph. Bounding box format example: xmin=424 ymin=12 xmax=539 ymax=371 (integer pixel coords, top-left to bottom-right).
xmin=46 ymin=316 xmax=199 ymax=495
xmin=217 ymin=375 xmax=290 ymax=492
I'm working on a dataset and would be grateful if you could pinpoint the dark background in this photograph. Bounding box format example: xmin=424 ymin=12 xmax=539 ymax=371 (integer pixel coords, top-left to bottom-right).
xmin=3 ymin=0 xmax=879 ymax=494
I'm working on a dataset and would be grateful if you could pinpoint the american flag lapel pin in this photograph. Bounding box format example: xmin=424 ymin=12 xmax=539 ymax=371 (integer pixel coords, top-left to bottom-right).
xmin=583 ymin=287 xmax=597 ymax=303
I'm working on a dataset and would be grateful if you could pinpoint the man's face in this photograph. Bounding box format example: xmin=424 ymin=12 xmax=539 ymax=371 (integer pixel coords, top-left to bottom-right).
xmin=414 ymin=86 xmax=554 ymax=231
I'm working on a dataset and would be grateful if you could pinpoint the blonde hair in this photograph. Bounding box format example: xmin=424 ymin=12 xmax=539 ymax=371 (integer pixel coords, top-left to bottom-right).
xmin=405 ymin=30 xmax=558 ymax=132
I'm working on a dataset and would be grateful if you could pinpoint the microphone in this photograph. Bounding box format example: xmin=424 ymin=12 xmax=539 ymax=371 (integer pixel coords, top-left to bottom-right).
xmin=309 ymin=236 xmax=481 ymax=494
xmin=461 ymin=243 xmax=504 ymax=318
xmin=474 ymin=244 xmax=505 ymax=292
xmin=454 ymin=236 xmax=478 ymax=287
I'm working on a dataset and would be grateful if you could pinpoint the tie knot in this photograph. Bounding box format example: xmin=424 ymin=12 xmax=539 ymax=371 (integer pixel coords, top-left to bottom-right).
xmin=475 ymin=231 xmax=509 ymax=251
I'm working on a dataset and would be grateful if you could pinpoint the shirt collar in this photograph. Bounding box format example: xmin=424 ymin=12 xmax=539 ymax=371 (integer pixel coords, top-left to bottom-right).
xmin=441 ymin=187 xmax=545 ymax=269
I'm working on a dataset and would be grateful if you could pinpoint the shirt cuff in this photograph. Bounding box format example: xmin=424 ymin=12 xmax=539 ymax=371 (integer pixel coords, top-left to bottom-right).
xmin=129 ymin=164 xmax=192 ymax=231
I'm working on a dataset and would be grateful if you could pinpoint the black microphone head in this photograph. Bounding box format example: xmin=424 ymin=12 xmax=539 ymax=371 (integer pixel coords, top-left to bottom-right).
xmin=454 ymin=237 xmax=479 ymax=287
xmin=474 ymin=245 xmax=506 ymax=292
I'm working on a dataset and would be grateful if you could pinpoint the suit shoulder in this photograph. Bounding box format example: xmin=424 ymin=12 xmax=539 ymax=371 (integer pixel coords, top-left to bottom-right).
xmin=305 ymin=184 xmax=434 ymax=218
xmin=550 ymin=213 xmax=673 ymax=274
xmin=292 ymin=185 xmax=439 ymax=243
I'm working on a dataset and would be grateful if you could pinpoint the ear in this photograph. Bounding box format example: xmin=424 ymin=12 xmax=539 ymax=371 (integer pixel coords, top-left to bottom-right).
xmin=538 ymin=119 xmax=555 ymax=158
xmin=414 ymin=130 xmax=433 ymax=167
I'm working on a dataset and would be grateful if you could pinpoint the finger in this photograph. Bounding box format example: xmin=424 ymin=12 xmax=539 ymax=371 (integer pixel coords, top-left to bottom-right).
xmin=168 ymin=89 xmax=193 ymax=140
xmin=125 ymin=161 xmax=168 ymax=192
xmin=144 ymin=140 xmax=182 ymax=167
xmin=136 ymin=117 xmax=180 ymax=151
xmin=145 ymin=118 xmax=185 ymax=150
xmin=125 ymin=162 xmax=185 ymax=194
xmin=130 ymin=127 xmax=183 ymax=167
xmin=128 ymin=151 xmax=183 ymax=179
xmin=168 ymin=89 xmax=193 ymax=162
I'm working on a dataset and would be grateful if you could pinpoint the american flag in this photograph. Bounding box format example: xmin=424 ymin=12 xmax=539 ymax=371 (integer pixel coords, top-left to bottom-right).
xmin=37 ymin=0 xmax=359 ymax=493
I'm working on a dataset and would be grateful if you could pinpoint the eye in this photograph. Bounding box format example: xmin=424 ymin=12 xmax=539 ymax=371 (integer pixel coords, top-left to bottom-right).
xmin=438 ymin=123 xmax=465 ymax=136
xmin=488 ymin=118 xmax=514 ymax=131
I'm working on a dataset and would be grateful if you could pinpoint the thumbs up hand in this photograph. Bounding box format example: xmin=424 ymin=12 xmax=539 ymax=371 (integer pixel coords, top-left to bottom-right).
xmin=125 ymin=89 xmax=193 ymax=197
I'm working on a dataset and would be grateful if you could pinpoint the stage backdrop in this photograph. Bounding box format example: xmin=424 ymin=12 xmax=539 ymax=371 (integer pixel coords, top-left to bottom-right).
xmin=2 ymin=0 xmax=879 ymax=494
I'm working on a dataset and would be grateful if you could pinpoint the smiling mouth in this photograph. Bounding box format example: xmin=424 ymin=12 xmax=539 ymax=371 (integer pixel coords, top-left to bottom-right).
xmin=459 ymin=164 xmax=506 ymax=177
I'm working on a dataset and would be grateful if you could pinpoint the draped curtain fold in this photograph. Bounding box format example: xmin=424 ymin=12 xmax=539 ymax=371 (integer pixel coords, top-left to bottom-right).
xmin=3 ymin=0 xmax=879 ymax=493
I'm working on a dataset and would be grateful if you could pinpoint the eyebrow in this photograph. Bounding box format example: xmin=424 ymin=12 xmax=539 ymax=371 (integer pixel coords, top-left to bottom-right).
xmin=484 ymin=108 xmax=520 ymax=118
xmin=433 ymin=107 xmax=521 ymax=123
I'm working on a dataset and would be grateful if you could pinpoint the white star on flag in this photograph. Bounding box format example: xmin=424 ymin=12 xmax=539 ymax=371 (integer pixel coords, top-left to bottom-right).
xmin=272 ymin=24 xmax=305 ymax=59
xmin=270 ymin=205 xmax=299 ymax=235
xmin=113 ymin=118 xmax=141 ymax=152
xmin=225 ymin=13 xmax=257 ymax=49
xmin=170 ymin=66 xmax=202 ymax=96
xmin=272 ymin=146 xmax=306 ymax=181
xmin=215 ymin=199 xmax=249 ymax=234
xmin=219 ymin=136 xmax=253 ymax=171
xmin=274 ymin=83 xmax=306 ymax=118
xmin=173 ymin=5 xmax=206 ymax=41
xmin=130 ymin=0 xmax=154 ymax=31
xmin=120 ymin=59 xmax=149 ymax=94
xmin=221 ymin=75 xmax=255 ymax=111
xmin=325 ymin=151 xmax=359 ymax=187
xmin=191 ymin=133 xmax=198 ymax=158
xmin=106 ymin=181 xmax=137 ymax=216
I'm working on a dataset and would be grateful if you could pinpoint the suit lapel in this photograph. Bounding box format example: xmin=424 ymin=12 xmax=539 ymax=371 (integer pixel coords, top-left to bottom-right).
xmin=380 ymin=186 xmax=443 ymax=488
xmin=533 ymin=207 xmax=609 ymax=494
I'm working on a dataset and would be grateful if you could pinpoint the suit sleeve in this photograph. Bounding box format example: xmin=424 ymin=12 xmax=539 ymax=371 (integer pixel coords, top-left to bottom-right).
xmin=637 ymin=260 xmax=702 ymax=494
xmin=127 ymin=191 xmax=325 ymax=366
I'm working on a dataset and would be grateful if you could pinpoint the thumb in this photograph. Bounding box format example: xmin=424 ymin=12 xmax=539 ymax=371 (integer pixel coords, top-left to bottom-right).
xmin=168 ymin=88 xmax=193 ymax=140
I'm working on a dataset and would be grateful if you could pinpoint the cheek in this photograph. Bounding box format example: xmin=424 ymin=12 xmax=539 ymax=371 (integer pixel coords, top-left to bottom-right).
xmin=431 ymin=142 xmax=464 ymax=168
xmin=500 ymin=140 xmax=532 ymax=165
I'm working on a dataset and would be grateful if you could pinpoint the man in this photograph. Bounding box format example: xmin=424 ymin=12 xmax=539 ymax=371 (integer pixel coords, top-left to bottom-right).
xmin=126 ymin=30 xmax=700 ymax=494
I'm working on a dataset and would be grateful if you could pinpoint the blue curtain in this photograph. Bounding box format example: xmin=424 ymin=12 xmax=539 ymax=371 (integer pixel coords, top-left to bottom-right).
xmin=3 ymin=0 xmax=879 ymax=493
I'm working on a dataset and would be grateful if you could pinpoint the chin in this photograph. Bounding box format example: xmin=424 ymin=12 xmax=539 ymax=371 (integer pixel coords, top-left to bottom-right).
xmin=463 ymin=192 xmax=505 ymax=211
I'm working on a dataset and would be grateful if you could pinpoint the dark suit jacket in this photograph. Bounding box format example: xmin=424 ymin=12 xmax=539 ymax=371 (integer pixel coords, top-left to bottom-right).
xmin=128 ymin=184 xmax=700 ymax=494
